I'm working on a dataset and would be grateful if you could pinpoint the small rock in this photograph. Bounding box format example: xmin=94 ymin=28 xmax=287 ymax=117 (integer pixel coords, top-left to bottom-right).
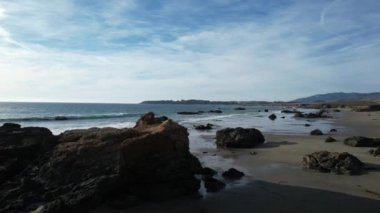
xmin=268 ymin=114 xmax=277 ymax=120
xmin=194 ymin=123 xmax=213 ymax=130
xmin=264 ymin=109 xmax=269 ymax=112
xmin=201 ymin=167 xmax=217 ymax=177
xmin=250 ymin=151 xmax=257 ymax=155
xmin=304 ymin=123 xmax=311 ymax=127
xmin=54 ymin=116 xmax=68 ymax=121
xmin=310 ymin=129 xmax=323 ymax=136
xmin=216 ymin=127 xmax=265 ymax=148
xmin=344 ymin=136 xmax=380 ymax=147
xmin=330 ymin=129 xmax=337 ymax=132
xmin=209 ymin=110 xmax=223 ymax=113
xmin=281 ymin=116 xmax=285 ymax=119
xmin=222 ymin=168 xmax=245 ymax=180
xmin=203 ymin=177 xmax=226 ymax=193
xmin=325 ymin=137 xmax=337 ymax=143
xmin=234 ymin=107 xmax=246 ymax=110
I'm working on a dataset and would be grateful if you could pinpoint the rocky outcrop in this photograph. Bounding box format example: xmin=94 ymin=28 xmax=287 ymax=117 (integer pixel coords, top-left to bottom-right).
xmin=344 ymin=136 xmax=380 ymax=147
xmin=203 ymin=177 xmax=225 ymax=192
xmin=216 ymin=127 xmax=265 ymax=148
xmin=302 ymin=151 xmax=363 ymax=175
xmin=0 ymin=112 xmax=202 ymax=212
xmin=310 ymin=129 xmax=323 ymax=136
xmin=222 ymin=168 xmax=245 ymax=180
xmin=194 ymin=123 xmax=213 ymax=130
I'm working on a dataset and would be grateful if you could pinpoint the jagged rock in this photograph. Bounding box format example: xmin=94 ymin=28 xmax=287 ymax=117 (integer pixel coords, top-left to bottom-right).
xmin=310 ymin=129 xmax=323 ymax=136
xmin=194 ymin=123 xmax=213 ymax=130
xmin=216 ymin=127 xmax=265 ymax=148
xmin=0 ymin=113 xmax=202 ymax=212
xmin=268 ymin=114 xmax=277 ymax=120
xmin=302 ymin=151 xmax=363 ymax=175
xmin=344 ymin=136 xmax=380 ymax=147
xmin=325 ymin=137 xmax=337 ymax=143
xmin=222 ymin=168 xmax=245 ymax=180
xmin=201 ymin=167 xmax=217 ymax=177
xmin=234 ymin=107 xmax=246 ymax=110
xmin=203 ymin=177 xmax=225 ymax=193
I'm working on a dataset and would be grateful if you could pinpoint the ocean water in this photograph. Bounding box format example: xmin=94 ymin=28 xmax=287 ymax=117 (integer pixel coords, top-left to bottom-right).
xmin=0 ymin=102 xmax=337 ymax=139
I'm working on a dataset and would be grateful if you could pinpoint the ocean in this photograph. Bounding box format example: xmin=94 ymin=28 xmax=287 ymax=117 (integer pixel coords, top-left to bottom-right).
xmin=0 ymin=102 xmax=336 ymax=137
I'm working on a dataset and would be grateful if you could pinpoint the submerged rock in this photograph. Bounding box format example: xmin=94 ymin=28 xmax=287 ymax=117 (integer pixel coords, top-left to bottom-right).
xmin=208 ymin=110 xmax=223 ymax=113
xmin=177 ymin=111 xmax=202 ymax=115
xmin=302 ymin=151 xmax=363 ymax=175
xmin=201 ymin=167 xmax=217 ymax=177
xmin=222 ymin=168 xmax=245 ymax=180
xmin=54 ymin=116 xmax=68 ymax=120
xmin=216 ymin=127 xmax=265 ymax=148
xmin=344 ymin=136 xmax=380 ymax=147
xmin=0 ymin=112 xmax=202 ymax=212
xmin=194 ymin=123 xmax=213 ymax=130
xmin=234 ymin=107 xmax=246 ymax=110
xmin=310 ymin=129 xmax=323 ymax=136
xmin=330 ymin=128 xmax=337 ymax=132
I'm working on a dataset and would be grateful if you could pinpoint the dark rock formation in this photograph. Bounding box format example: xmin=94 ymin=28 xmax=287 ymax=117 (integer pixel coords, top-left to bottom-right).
xmin=268 ymin=114 xmax=277 ymax=120
xmin=194 ymin=123 xmax=213 ymax=130
xmin=302 ymin=151 xmax=364 ymax=175
xmin=264 ymin=109 xmax=269 ymax=112
xmin=177 ymin=111 xmax=203 ymax=115
xmin=203 ymin=177 xmax=225 ymax=192
xmin=201 ymin=167 xmax=217 ymax=177
xmin=216 ymin=127 xmax=265 ymax=148
xmin=325 ymin=137 xmax=337 ymax=143
xmin=344 ymin=136 xmax=380 ymax=147
xmin=310 ymin=129 xmax=323 ymax=136
xmin=208 ymin=110 xmax=223 ymax=114
xmin=234 ymin=107 xmax=246 ymax=110
xmin=0 ymin=112 xmax=202 ymax=212
xmin=304 ymin=123 xmax=311 ymax=127
xmin=222 ymin=168 xmax=245 ymax=180
xmin=330 ymin=128 xmax=337 ymax=132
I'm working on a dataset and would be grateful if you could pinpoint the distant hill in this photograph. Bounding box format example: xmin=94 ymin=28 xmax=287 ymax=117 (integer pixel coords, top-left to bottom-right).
xmin=293 ymin=92 xmax=380 ymax=103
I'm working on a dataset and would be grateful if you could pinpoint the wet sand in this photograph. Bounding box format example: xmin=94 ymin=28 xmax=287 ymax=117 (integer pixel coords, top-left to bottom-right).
xmin=94 ymin=110 xmax=380 ymax=213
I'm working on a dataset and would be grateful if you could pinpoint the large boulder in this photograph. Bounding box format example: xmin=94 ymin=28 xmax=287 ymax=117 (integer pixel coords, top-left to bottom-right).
xmin=344 ymin=136 xmax=380 ymax=147
xmin=302 ymin=151 xmax=364 ymax=175
xmin=216 ymin=127 xmax=265 ymax=148
xmin=0 ymin=112 xmax=202 ymax=212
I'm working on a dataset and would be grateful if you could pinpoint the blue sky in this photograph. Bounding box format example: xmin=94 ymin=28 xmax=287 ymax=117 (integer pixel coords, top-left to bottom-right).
xmin=0 ymin=0 xmax=379 ymax=103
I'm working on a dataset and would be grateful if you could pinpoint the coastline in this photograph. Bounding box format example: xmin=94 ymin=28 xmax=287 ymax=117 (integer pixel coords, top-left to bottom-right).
xmin=94 ymin=110 xmax=380 ymax=213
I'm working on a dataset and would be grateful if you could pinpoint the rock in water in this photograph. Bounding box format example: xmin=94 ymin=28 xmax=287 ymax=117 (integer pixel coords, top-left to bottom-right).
xmin=268 ymin=114 xmax=277 ymax=120
xmin=216 ymin=127 xmax=265 ymax=148
xmin=302 ymin=151 xmax=363 ymax=175
xmin=222 ymin=168 xmax=245 ymax=180
xmin=194 ymin=123 xmax=213 ymax=130
xmin=344 ymin=136 xmax=380 ymax=147
xmin=0 ymin=112 xmax=202 ymax=212
xmin=203 ymin=177 xmax=226 ymax=192
xmin=201 ymin=167 xmax=218 ymax=177
xmin=234 ymin=107 xmax=246 ymax=110
xmin=310 ymin=129 xmax=323 ymax=135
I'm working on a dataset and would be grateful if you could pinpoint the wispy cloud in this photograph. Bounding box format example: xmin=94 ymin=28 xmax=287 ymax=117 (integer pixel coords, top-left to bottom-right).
xmin=0 ymin=0 xmax=379 ymax=102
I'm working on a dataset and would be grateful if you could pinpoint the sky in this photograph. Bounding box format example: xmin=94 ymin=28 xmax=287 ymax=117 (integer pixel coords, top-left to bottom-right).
xmin=0 ymin=0 xmax=379 ymax=103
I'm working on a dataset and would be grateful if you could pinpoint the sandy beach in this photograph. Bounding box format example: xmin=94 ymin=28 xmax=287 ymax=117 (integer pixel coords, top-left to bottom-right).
xmin=93 ymin=110 xmax=380 ymax=213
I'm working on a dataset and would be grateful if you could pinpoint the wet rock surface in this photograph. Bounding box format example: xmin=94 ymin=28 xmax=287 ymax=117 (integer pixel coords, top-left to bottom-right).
xmin=302 ymin=151 xmax=364 ymax=175
xmin=222 ymin=168 xmax=245 ymax=180
xmin=0 ymin=112 xmax=202 ymax=212
xmin=194 ymin=123 xmax=213 ymax=130
xmin=216 ymin=127 xmax=265 ymax=148
xmin=344 ymin=136 xmax=380 ymax=147
xmin=310 ymin=129 xmax=323 ymax=136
